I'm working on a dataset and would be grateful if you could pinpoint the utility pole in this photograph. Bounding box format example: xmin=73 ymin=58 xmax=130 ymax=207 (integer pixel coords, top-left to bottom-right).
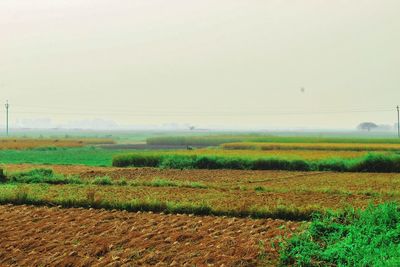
xmin=397 ymin=105 xmax=400 ymax=138
xmin=5 ymin=100 xmax=9 ymax=136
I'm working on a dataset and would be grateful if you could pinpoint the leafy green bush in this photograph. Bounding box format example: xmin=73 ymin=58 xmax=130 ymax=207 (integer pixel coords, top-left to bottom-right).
xmin=280 ymin=203 xmax=400 ymax=266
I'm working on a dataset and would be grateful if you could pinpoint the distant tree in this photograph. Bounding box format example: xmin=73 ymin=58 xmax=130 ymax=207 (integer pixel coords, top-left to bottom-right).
xmin=357 ymin=122 xmax=378 ymax=131
xmin=189 ymin=126 xmax=195 ymax=131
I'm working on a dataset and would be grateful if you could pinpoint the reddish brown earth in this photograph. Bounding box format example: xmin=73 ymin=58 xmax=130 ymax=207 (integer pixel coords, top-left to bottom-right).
xmin=0 ymin=205 xmax=299 ymax=267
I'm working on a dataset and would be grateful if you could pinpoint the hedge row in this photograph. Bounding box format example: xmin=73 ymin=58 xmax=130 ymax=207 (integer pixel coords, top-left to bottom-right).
xmin=113 ymin=153 xmax=400 ymax=173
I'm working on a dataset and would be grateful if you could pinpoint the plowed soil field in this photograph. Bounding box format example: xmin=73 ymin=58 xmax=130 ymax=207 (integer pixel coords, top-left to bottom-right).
xmin=0 ymin=204 xmax=299 ymax=267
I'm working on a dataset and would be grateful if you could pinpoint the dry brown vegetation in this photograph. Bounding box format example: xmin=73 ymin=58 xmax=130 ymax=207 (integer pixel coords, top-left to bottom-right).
xmin=222 ymin=142 xmax=400 ymax=152
xmin=0 ymin=138 xmax=114 ymax=150
xmin=0 ymin=204 xmax=298 ymax=266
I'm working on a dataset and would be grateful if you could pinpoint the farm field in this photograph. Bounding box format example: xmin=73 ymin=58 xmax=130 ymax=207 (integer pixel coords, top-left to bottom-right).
xmin=140 ymin=148 xmax=372 ymax=160
xmin=0 ymin=138 xmax=114 ymax=150
xmin=4 ymin=164 xmax=400 ymax=197
xmin=221 ymin=142 xmax=400 ymax=151
xmin=1 ymin=135 xmax=400 ymax=265
xmin=0 ymin=205 xmax=298 ymax=266
xmin=1 ymin=165 xmax=400 ymax=219
xmin=0 ymin=146 xmax=386 ymax=167
xmin=146 ymin=135 xmax=400 ymax=146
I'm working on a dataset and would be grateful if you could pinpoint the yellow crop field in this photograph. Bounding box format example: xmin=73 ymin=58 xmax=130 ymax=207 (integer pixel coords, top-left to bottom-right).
xmin=155 ymin=148 xmax=373 ymax=160
xmin=221 ymin=142 xmax=400 ymax=152
xmin=0 ymin=138 xmax=114 ymax=150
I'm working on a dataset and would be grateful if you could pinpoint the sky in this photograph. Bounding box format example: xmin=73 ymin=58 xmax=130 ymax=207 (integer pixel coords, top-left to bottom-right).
xmin=1 ymin=0 xmax=399 ymax=130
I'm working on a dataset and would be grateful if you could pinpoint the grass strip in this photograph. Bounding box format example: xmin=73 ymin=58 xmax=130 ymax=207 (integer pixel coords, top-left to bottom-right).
xmin=0 ymin=185 xmax=316 ymax=221
xmin=3 ymin=169 xmax=209 ymax=190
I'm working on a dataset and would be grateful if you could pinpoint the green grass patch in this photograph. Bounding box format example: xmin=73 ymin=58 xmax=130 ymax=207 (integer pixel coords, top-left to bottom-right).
xmin=7 ymin=168 xmax=83 ymax=185
xmin=280 ymin=202 xmax=400 ymax=266
xmin=0 ymin=147 xmax=125 ymax=166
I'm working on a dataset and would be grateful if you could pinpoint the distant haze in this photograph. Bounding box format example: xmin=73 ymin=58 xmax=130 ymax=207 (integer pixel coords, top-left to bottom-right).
xmin=1 ymin=0 xmax=399 ymax=130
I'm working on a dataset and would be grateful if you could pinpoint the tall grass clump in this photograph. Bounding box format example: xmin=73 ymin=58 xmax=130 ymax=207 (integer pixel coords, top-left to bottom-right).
xmin=7 ymin=168 xmax=83 ymax=184
xmin=113 ymin=154 xmax=161 ymax=167
xmin=280 ymin=203 xmax=400 ymax=266
xmin=113 ymin=152 xmax=400 ymax=173
xmin=91 ymin=176 xmax=113 ymax=185
xmin=350 ymin=153 xmax=400 ymax=173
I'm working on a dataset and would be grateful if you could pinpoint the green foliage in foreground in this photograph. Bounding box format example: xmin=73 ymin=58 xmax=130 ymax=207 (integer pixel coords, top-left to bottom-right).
xmin=113 ymin=153 xmax=400 ymax=173
xmin=280 ymin=203 xmax=400 ymax=266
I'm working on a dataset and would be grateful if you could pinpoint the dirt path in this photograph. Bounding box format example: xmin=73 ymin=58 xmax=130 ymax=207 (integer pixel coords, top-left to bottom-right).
xmin=0 ymin=205 xmax=299 ymax=267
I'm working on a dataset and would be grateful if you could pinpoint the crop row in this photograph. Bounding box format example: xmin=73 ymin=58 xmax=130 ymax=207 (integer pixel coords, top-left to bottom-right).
xmin=146 ymin=135 xmax=400 ymax=146
xmin=0 ymin=179 xmax=393 ymax=221
xmin=222 ymin=142 xmax=400 ymax=151
xmin=0 ymin=138 xmax=114 ymax=150
xmin=0 ymin=183 xmax=319 ymax=221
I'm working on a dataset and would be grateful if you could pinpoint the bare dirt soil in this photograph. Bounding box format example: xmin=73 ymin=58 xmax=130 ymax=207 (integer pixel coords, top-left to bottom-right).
xmin=0 ymin=204 xmax=299 ymax=267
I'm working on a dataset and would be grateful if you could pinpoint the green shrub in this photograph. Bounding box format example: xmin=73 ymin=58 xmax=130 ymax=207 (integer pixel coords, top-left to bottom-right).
xmin=350 ymin=153 xmax=400 ymax=172
xmin=280 ymin=203 xmax=400 ymax=266
xmin=113 ymin=154 xmax=161 ymax=167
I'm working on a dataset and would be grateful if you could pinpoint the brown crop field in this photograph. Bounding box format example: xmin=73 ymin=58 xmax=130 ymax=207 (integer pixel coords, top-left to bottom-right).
xmin=2 ymin=164 xmax=399 ymax=213
xmin=5 ymin=164 xmax=400 ymax=195
xmin=0 ymin=204 xmax=298 ymax=266
xmin=137 ymin=148 xmax=372 ymax=160
xmin=0 ymin=138 xmax=115 ymax=150
xmin=2 ymin=137 xmax=400 ymax=266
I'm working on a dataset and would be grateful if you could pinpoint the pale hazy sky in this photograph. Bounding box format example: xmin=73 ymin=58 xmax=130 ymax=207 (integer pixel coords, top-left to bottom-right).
xmin=1 ymin=0 xmax=399 ymax=129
